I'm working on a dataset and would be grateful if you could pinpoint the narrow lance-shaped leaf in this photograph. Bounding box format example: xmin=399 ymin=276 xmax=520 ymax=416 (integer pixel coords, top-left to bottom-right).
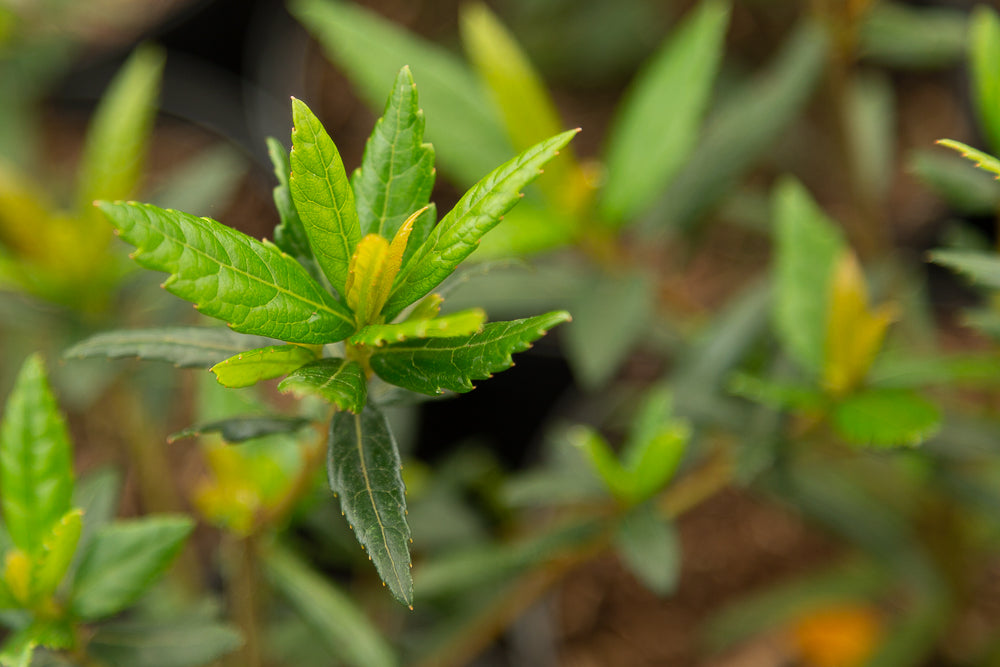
xmin=929 ymin=249 xmax=1000 ymax=289
xmin=329 ymin=405 xmax=412 ymax=606
xmin=970 ymin=5 xmax=1000 ymax=155
xmin=370 ymin=311 xmax=571 ymax=395
xmin=383 ymin=130 xmax=579 ymax=320
xmin=34 ymin=509 xmax=83 ymax=598
xmin=278 ymin=359 xmax=367 ymax=414
xmin=211 ymin=345 xmax=318 ymax=389
xmin=64 ymin=327 xmax=276 ymax=369
xmin=0 ymin=355 xmax=73 ymax=554
xmin=267 ymin=137 xmax=320 ymax=281
xmin=169 ymin=416 xmax=310 ymax=444
xmin=936 ymin=139 xmax=1000 ymax=179
xmin=352 ymin=66 xmax=435 ymax=240
xmin=349 ymin=309 xmax=486 ymax=346
xmin=289 ymin=98 xmax=362 ymax=293
xmin=97 ymin=202 xmax=355 ymax=344
xmin=615 ymin=505 xmax=681 ymax=596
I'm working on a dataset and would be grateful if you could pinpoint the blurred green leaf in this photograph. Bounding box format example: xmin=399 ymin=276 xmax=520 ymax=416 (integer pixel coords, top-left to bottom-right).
xmin=0 ymin=634 xmax=33 ymax=667
xmin=936 ymin=139 xmax=1000 ymax=179
xmin=290 ymin=0 xmax=511 ymax=186
xmin=614 ymin=504 xmax=680 ymax=596
xmin=910 ymin=149 xmax=1000 ymax=215
xmin=859 ymin=2 xmax=967 ymax=69
xmin=148 ymin=144 xmax=248 ymax=219
xmin=600 ymin=0 xmax=730 ymax=224
xmin=278 ymin=358 xmax=367 ymax=414
xmin=831 ymin=389 xmax=940 ymax=448
xmin=868 ymin=352 xmax=1000 ymax=388
xmin=89 ymin=621 xmax=241 ymax=667
xmin=70 ymin=516 xmax=193 ymax=620
xmin=930 ymin=248 xmax=1000 ymax=289
xmin=70 ymin=468 xmax=120 ymax=580
xmin=168 ymin=416 xmax=310 ymax=445
xmin=267 ymin=137 xmax=318 ymax=282
xmin=33 ymin=509 xmax=82 ymax=598
xmin=265 ymin=545 xmax=396 ymax=667
xmin=211 ymin=345 xmax=317 ymax=389
xmin=472 ymin=201 xmax=577 ymax=259
xmin=846 ymin=73 xmax=895 ymax=202
xmin=0 ymin=355 xmax=73 ymax=554
xmin=570 ymin=425 xmax=630 ymax=501
xmin=970 ymin=5 xmax=1000 ymax=155
xmin=728 ymin=372 xmax=825 ymax=412
xmin=64 ymin=327 xmax=275 ymax=369
xmin=329 ymin=405 xmax=411 ymax=605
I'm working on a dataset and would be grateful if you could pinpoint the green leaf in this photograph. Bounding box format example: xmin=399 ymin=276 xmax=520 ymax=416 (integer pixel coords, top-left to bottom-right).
xmin=71 ymin=468 xmax=121 ymax=578
xmin=936 ymin=139 xmax=1000 ymax=179
xmin=0 ymin=355 xmax=73 ymax=554
xmin=88 ymin=618 xmax=242 ymax=667
xmin=728 ymin=373 xmax=825 ymax=411
xmin=568 ymin=426 xmax=630 ymax=501
xmin=267 ymin=137 xmax=319 ymax=281
xmin=34 ymin=509 xmax=83 ymax=598
xmin=772 ymin=177 xmax=847 ymax=373
xmin=0 ymin=634 xmax=33 ymax=667
xmin=210 ymin=345 xmax=317 ymax=388
xmin=289 ymin=98 xmax=362 ymax=293
xmin=70 ymin=516 xmax=194 ymax=620
xmin=831 ymin=389 xmax=941 ymax=448
xmin=265 ymin=545 xmax=397 ymax=667
xmin=868 ymin=352 xmax=1000 ymax=388
xmin=278 ymin=359 xmax=367 ymax=414
xmin=859 ymin=2 xmax=968 ymax=70
xmin=290 ymin=0 xmax=511 ymax=187
xmin=383 ymin=130 xmax=579 ymax=319
xmin=328 ymin=405 xmax=411 ymax=606
xmin=910 ymin=150 xmax=1000 ymax=215
xmin=64 ymin=327 xmax=275 ymax=369
xmin=349 ymin=309 xmax=486 ymax=346
xmin=97 ymin=202 xmax=355 ymax=344
xmin=645 ymin=20 xmax=827 ymax=231
xmin=76 ymin=44 xmax=164 ymax=215
xmin=168 ymin=416 xmax=310 ymax=444
xmin=351 ymin=66 xmax=435 ymax=241
xmin=614 ymin=504 xmax=680 ymax=596
xmin=627 ymin=423 xmax=689 ymax=503
xmin=600 ymin=0 xmax=730 ymax=223
xmin=370 ymin=311 xmax=571 ymax=395
xmin=930 ymin=248 xmax=1000 ymax=289
xmin=845 ymin=73 xmax=895 ymax=202
xmin=971 ymin=6 xmax=1000 ymax=155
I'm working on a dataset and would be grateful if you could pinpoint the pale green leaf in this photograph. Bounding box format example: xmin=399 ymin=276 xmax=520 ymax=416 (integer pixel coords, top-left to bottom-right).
xmin=329 ymin=405 xmax=411 ymax=605
xmin=728 ymin=373 xmax=825 ymax=411
xmin=168 ymin=416 xmax=310 ymax=444
xmin=831 ymin=389 xmax=941 ymax=448
xmin=0 ymin=355 xmax=73 ymax=554
xmin=290 ymin=0 xmax=511 ymax=187
xmin=351 ymin=66 xmax=435 ymax=240
xmin=265 ymin=545 xmax=397 ymax=667
xmin=76 ymin=44 xmax=164 ymax=215
xmin=64 ymin=327 xmax=274 ymax=369
xmin=859 ymin=2 xmax=968 ymax=69
xmin=278 ymin=359 xmax=367 ymax=414
xmin=772 ymin=177 xmax=847 ymax=373
xmin=383 ymin=130 xmax=578 ymax=319
xmin=267 ymin=137 xmax=319 ymax=282
xmin=568 ymin=426 xmax=630 ymax=501
xmin=370 ymin=311 xmax=571 ymax=395
xmin=0 ymin=631 xmax=34 ymax=667
xmin=34 ymin=509 xmax=83 ymax=598
xmin=846 ymin=73 xmax=895 ymax=202
xmin=289 ymin=98 xmax=361 ymax=293
xmin=868 ymin=352 xmax=1000 ymax=388
xmin=88 ymin=618 xmax=242 ymax=667
xmin=930 ymin=248 xmax=1000 ymax=288
xmin=211 ymin=345 xmax=317 ymax=388
xmin=70 ymin=468 xmax=121 ymax=579
xmin=615 ymin=505 xmax=680 ymax=596
xmin=970 ymin=5 xmax=1000 ymax=154
xmin=70 ymin=516 xmax=194 ymax=620
xmin=601 ymin=0 xmax=730 ymax=223
xmin=97 ymin=202 xmax=355 ymax=344
xmin=936 ymin=139 xmax=1000 ymax=179
xmin=349 ymin=309 xmax=486 ymax=346
xmin=628 ymin=422 xmax=689 ymax=503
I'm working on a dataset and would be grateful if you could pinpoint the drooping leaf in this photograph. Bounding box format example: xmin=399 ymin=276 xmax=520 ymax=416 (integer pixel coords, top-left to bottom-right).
xmin=97 ymin=202 xmax=355 ymax=344
xmin=289 ymin=0 xmax=511 ymax=187
xmin=210 ymin=345 xmax=317 ymax=388
xmin=859 ymin=2 xmax=968 ymax=70
xmin=70 ymin=516 xmax=194 ymax=620
xmin=370 ymin=311 xmax=571 ymax=395
xmin=265 ymin=545 xmax=398 ymax=667
xmin=289 ymin=98 xmax=362 ymax=293
xmin=33 ymin=509 xmax=83 ymax=598
xmin=0 ymin=355 xmax=73 ymax=554
xmin=76 ymin=44 xmax=164 ymax=216
xmin=930 ymin=248 xmax=1000 ymax=289
xmin=970 ymin=5 xmax=1000 ymax=155
xmin=615 ymin=504 xmax=681 ymax=596
xmin=773 ymin=178 xmax=847 ymax=374
xmin=64 ymin=327 xmax=275 ymax=369
xmin=351 ymin=66 xmax=435 ymax=240
xmin=88 ymin=617 xmax=243 ymax=667
xmin=169 ymin=416 xmax=311 ymax=444
xmin=910 ymin=150 xmax=1000 ymax=215
xmin=328 ymin=405 xmax=411 ymax=606
xmin=936 ymin=139 xmax=1000 ymax=179
xmin=278 ymin=359 xmax=367 ymax=414
xmin=600 ymin=0 xmax=730 ymax=223
xmin=383 ymin=130 xmax=579 ymax=319
xmin=349 ymin=309 xmax=486 ymax=346
xmin=267 ymin=137 xmax=319 ymax=281
xmin=831 ymin=389 xmax=941 ymax=448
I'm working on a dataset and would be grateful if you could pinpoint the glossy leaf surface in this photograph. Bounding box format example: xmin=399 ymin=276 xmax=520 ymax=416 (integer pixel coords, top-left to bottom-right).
xmin=267 ymin=137 xmax=319 ymax=281
xmin=349 ymin=309 xmax=486 ymax=346
xmin=64 ymin=327 xmax=275 ymax=369
xmin=278 ymin=358 xmax=367 ymax=414
xmin=211 ymin=345 xmax=317 ymax=388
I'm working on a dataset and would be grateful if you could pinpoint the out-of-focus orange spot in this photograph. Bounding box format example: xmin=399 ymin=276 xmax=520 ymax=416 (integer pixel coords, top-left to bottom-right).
xmin=791 ymin=604 xmax=882 ymax=667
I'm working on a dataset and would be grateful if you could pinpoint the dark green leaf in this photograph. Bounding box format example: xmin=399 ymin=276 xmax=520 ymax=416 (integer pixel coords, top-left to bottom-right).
xmin=600 ymin=0 xmax=730 ymax=223
xmin=97 ymin=202 xmax=355 ymax=344
xmin=859 ymin=2 xmax=967 ymax=70
xmin=64 ymin=327 xmax=274 ymax=369
xmin=168 ymin=416 xmax=311 ymax=444
xmin=329 ymin=405 xmax=411 ymax=605
xmin=70 ymin=516 xmax=194 ymax=620
xmin=264 ymin=545 xmax=397 ymax=667
xmin=211 ymin=345 xmax=317 ymax=388
xmin=370 ymin=311 xmax=571 ymax=395
xmin=352 ymin=66 xmax=435 ymax=240
xmin=971 ymin=5 xmax=1000 ymax=155
xmin=0 ymin=355 xmax=73 ymax=554
xmin=88 ymin=618 xmax=242 ymax=667
xmin=278 ymin=359 xmax=367 ymax=414
xmin=289 ymin=98 xmax=362 ymax=293
xmin=831 ymin=389 xmax=941 ymax=448
xmin=267 ymin=137 xmax=319 ymax=281
xmin=614 ymin=504 xmax=680 ymax=596
xmin=383 ymin=131 xmax=578 ymax=319
xmin=930 ymin=248 xmax=1000 ymax=289
xmin=290 ymin=0 xmax=511 ymax=187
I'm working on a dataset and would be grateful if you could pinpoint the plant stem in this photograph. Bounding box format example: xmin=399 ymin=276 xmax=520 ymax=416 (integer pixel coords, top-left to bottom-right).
xmin=226 ymin=534 xmax=263 ymax=667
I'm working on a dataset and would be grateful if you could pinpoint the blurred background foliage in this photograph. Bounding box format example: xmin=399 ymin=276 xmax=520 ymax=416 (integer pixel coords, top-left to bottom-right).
xmin=4 ymin=0 xmax=1000 ymax=665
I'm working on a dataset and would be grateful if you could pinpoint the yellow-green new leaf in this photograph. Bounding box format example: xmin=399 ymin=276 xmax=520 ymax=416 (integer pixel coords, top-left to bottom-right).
xmin=937 ymin=139 xmax=1000 ymax=179
xmin=278 ymin=359 xmax=367 ymax=414
xmin=211 ymin=345 xmax=318 ymax=388
xmin=831 ymin=389 xmax=941 ymax=448
xmin=350 ymin=309 xmax=486 ymax=346
xmin=34 ymin=509 xmax=83 ymax=598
